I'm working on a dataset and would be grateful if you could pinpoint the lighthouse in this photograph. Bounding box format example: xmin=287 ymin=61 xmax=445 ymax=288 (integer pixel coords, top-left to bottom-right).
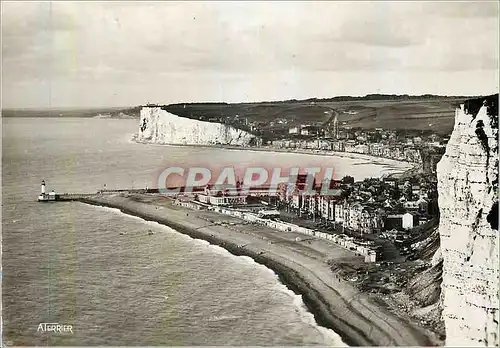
xmin=38 ymin=180 xmax=56 ymax=202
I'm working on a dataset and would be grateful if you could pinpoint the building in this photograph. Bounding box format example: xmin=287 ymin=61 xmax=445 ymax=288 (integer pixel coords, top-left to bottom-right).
xmin=300 ymin=125 xmax=319 ymax=136
xmin=289 ymin=126 xmax=299 ymax=134
xmin=331 ymin=141 xmax=345 ymax=151
xmin=411 ymin=184 xmax=421 ymax=197
xmin=305 ymin=194 xmax=318 ymax=216
xmin=196 ymin=193 xmax=247 ymax=206
xmin=318 ymin=194 xmax=341 ymax=221
xmin=38 ymin=180 xmax=57 ymax=202
xmin=335 ymin=201 xmax=347 ymax=225
xmin=318 ymin=139 xmax=332 ymax=150
xmin=416 ymin=197 xmax=429 ymax=215
xmin=403 ymin=200 xmax=420 ymax=210
xmin=345 ymin=203 xmax=363 ymax=231
xmin=403 ymin=197 xmax=428 ymax=213
xmin=385 ymin=214 xmax=404 ymax=230
xmin=196 ymin=187 xmax=247 ymax=206
xmin=257 ymin=210 xmax=281 ymax=219
xmin=365 ymin=250 xmax=377 ymax=262
xmin=383 ymin=177 xmax=398 ymax=187
xmin=402 ymin=212 xmax=416 ymax=230
xmin=278 ymin=182 xmax=288 ymax=201
xmin=174 ymin=196 xmax=206 ymax=210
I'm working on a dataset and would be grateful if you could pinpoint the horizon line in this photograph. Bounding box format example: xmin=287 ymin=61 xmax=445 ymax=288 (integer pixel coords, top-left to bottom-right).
xmin=2 ymin=93 xmax=492 ymax=111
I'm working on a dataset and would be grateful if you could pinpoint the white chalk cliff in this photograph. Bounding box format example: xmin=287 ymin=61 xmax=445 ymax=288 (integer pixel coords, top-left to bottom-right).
xmin=436 ymin=95 xmax=499 ymax=346
xmin=136 ymin=106 xmax=258 ymax=146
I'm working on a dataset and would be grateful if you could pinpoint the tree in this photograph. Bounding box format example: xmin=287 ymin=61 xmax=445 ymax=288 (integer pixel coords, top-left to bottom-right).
xmin=342 ymin=175 xmax=355 ymax=185
xmin=369 ymin=132 xmax=382 ymax=143
xmin=391 ymin=186 xmax=401 ymax=200
xmin=340 ymin=189 xmax=351 ymax=200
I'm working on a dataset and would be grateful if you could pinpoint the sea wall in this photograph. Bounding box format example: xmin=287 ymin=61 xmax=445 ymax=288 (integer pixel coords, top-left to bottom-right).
xmin=436 ymin=95 xmax=498 ymax=346
xmin=137 ymin=106 xmax=258 ymax=146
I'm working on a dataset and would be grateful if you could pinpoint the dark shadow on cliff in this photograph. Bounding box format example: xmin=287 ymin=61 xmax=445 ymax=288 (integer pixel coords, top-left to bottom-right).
xmin=487 ymin=201 xmax=498 ymax=231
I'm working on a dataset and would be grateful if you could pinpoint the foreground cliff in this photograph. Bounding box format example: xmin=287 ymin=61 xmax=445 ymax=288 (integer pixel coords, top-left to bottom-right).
xmin=136 ymin=106 xmax=259 ymax=146
xmin=436 ymin=94 xmax=499 ymax=346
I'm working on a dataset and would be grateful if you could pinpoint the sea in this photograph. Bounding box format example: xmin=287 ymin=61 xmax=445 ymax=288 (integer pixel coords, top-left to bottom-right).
xmin=1 ymin=117 xmax=409 ymax=346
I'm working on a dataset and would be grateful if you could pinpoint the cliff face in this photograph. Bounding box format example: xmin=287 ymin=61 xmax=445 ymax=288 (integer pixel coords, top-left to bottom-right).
xmin=436 ymin=95 xmax=499 ymax=346
xmin=137 ymin=106 xmax=258 ymax=146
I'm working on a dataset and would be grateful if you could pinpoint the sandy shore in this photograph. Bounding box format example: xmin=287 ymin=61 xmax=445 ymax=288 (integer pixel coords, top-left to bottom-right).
xmin=78 ymin=193 xmax=439 ymax=346
xmin=133 ymin=138 xmax=415 ymax=174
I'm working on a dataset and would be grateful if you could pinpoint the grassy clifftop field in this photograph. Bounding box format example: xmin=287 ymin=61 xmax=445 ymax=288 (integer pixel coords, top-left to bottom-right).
xmin=163 ymin=95 xmax=470 ymax=136
xmin=4 ymin=95 xmax=472 ymax=135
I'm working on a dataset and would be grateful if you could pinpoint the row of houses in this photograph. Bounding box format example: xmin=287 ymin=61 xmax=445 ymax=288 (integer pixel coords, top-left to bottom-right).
xmin=279 ymin=183 xmax=429 ymax=233
xmin=209 ymin=205 xmax=377 ymax=262
xmin=288 ymin=125 xmax=321 ymax=136
xmin=176 ymin=174 xmax=434 ymax=236
xmin=271 ymin=138 xmax=345 ymax=151
xmin=284 ymin=193 xmax=388 ymax=233
xmin=268 ymin=138 xmax=423 ymax=163
xmin=359 ymin=143 xmax=421 ymax=163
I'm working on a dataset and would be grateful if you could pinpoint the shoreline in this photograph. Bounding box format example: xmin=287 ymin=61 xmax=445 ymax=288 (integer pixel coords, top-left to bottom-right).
xmin=77 ymin=194 xmax=438 ymax=346
xmin=132 ymin=137 xmax=416 ymax=173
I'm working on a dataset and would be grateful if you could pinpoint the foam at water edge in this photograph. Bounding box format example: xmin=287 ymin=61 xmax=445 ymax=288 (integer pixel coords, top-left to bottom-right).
xmin=92 ymin=204 xmax=347 ymax=346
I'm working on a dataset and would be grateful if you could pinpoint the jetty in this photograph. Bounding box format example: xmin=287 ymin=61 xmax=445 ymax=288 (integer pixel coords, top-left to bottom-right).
xmin=36 ymin=180 xmax=164 ymax=202
xmin=36 ymin=180 xmax=279 ymax=202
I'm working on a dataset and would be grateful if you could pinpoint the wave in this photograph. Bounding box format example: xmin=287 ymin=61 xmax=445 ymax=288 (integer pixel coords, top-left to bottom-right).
xmin=282 ymin=285 xmax=347 ymax=346
xmin=89 ymin=203 xmax=346 ymax=346
xmin=208 ymin=314 xmax=243 ymax=322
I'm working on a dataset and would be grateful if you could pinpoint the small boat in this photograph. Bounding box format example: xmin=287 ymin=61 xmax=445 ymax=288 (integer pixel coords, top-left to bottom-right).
xmin=148 ymin=229 xmax=154 ymax=235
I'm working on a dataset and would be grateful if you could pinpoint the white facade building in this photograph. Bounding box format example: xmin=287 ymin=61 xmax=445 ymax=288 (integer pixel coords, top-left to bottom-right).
xmin=402 ymin=212 xmax=415 ymax=230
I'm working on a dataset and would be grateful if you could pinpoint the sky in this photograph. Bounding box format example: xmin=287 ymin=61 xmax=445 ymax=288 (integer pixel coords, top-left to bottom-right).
xmin=2 ymin=1 xmax=499 ymax=108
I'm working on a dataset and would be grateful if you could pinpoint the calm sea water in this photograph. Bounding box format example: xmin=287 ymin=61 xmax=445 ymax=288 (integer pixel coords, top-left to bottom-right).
xmin=2 ymin=117 xmax=401 ymax=346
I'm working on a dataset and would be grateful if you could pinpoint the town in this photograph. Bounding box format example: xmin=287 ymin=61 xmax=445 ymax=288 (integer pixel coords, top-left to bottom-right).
xmin=171 ymin=162 xmax=439 ymax=264
xmin=157 ymin=111 xmax=446 ymax=265
xmin=185 ymin=108 xmax=449 ymax=173
xmin=264 ymin=124 xmax=445 ymax=167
